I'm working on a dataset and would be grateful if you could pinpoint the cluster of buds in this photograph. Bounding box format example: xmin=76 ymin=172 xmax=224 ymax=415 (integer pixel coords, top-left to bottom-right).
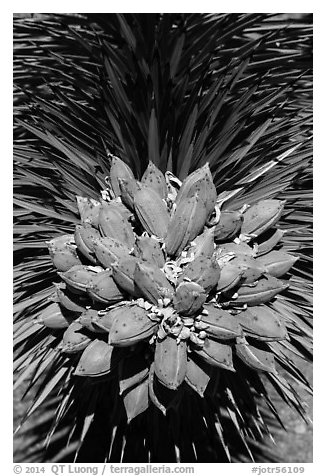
xmin=40 ymin=156 xmax=297 ymax=421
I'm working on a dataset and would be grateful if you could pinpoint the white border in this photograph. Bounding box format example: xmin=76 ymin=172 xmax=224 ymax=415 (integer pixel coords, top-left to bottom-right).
xmin=4 ymin=4 xmax=322 ymax=474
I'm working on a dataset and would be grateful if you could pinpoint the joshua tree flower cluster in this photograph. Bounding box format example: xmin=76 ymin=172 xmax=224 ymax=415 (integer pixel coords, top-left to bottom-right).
xmin=42 ymin=156 xmax=298 ymax=422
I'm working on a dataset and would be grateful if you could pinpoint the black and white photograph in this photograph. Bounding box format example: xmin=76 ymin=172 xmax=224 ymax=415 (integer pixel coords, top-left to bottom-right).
xmin=13 ymin=10 xmax=313 ymax=467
